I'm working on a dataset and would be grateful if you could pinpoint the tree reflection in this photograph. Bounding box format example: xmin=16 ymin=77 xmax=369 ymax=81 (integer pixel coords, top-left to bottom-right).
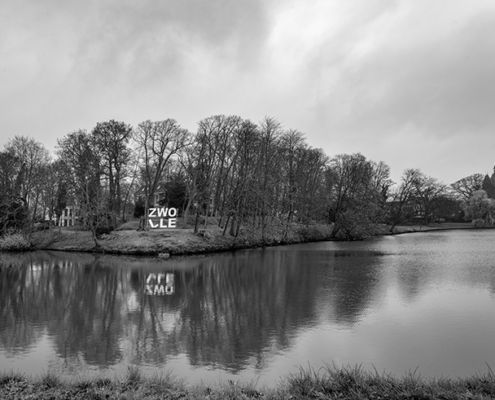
xmin=302 ymin=249 xmax=384 ymax=326
xmin=0 ymin=248 xmax=383 ymax=373
xmin=124 ymin=250 xmax=321 ymax=372
xmin=0 ymin=252 xmax=124 ymax=365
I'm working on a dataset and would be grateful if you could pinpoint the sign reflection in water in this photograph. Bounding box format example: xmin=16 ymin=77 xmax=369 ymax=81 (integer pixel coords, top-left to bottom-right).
xmin=145 ymin=273 xmax=175 ymax=295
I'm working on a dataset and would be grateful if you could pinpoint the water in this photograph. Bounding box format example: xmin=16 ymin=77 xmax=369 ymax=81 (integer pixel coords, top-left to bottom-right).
xmin=1 ymin=229 xmax=495 ymax=386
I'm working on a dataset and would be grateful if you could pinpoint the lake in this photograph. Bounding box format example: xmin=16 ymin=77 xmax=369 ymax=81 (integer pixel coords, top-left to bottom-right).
xmin=1 ymin=229 xmax=495 ymax=386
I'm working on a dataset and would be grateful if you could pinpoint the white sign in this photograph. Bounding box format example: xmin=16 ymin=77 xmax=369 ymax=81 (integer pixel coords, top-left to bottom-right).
xmin=148 ymin=207 xmax=177 ymax=229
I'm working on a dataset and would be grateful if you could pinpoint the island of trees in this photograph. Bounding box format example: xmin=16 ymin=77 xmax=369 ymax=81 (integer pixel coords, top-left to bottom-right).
xmin=0 ymin=115 xmax=493 ymax=249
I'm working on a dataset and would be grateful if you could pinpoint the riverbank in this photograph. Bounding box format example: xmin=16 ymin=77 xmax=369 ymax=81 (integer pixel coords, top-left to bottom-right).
xmin=8 ymin=221 xmax=489 ymax=256
xmin=2 ymin=365 xmax=494 ymax=400
xmin=391 ymin=221 xmax=490 ymax=234
xmin=28 ymin=221 xmax=334 ymax=256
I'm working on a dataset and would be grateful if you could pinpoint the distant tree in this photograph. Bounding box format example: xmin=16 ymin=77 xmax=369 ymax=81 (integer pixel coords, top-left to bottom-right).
xmin=55 ymin=172 xmax=68 ymax=224
xmin=185 ymin=115 xmax=243 ymax=233
xmin=464 ymin=190 xmax=495 ymax=225
xmin=91 ymin=120 xmax=133 ymax=227
xmin=330 ymin=153 xmax=391 ymax=240
xmin=56 ymin=130 xmax=104 ymax=246
xmin=279 ymin=129 xmax=306 ymax=227
xmin=0 ymin=151 xmax=29 ymax=233
xmin=293 ymin=147 xmax=330 ymax=225
xmin=388 ymin=168 xmax=421 ymax=230
xmin=410 ymin=169 xmax=446 ymax=225
xmin=4 ymin=136 xmax=51 ymax=224
xmin=451 ymin=173 xmax=485 ymax=202
xmin=221 ymin=119 xmax=261 ymax=236
xmin=36 ymin=159 xmax=68 ymax=226
xmin=120 ymin=150 xmax=141 ymax=222
xmin=481 ymin=175 xmax=495 ymax=199
xmin=254 ymin=116 xmax=284 ymax=241
xmin=134 ymin=119 xmax=190 ymax=230
xmin=430 ymin=195 xmax=464 ymax=222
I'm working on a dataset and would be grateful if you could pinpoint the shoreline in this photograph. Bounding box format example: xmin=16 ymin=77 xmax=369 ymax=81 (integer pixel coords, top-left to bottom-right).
xmin=27 ymin=223 xmax=336 ymax=257
xmin=1 ymin=365 xmax=494 ymax=400
xmin=389 ymin=222 xmax=495 ymax=235
xmin=6 ymin=222 xmax=489 ymax=257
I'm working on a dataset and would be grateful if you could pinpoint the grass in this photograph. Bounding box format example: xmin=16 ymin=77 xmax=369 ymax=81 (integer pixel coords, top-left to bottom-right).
xmin=1 ymin=364 xmax=495 ymax=399
xmin=0 ymin=232 xmax=31 ymax=251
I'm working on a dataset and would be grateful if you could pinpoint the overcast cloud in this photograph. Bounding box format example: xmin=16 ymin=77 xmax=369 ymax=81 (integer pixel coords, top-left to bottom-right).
xmin=1 ymin=0 xmax=494 ymax=184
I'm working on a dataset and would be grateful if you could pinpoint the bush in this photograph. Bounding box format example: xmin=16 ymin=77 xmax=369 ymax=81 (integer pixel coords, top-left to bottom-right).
xmin=332 ymin=210 xmax=383 ymax=241
xmin=0 ymin=233 xmax=31 ymax=251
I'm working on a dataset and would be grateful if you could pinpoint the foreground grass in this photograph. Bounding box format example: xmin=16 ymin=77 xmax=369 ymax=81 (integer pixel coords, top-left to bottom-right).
xmin=2 ymin=365 xmax=495 ymax=399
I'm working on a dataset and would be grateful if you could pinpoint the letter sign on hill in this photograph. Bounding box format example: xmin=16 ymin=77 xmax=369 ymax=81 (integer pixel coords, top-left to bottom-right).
xmin=148 ymin=207 xmax=178 ymax=229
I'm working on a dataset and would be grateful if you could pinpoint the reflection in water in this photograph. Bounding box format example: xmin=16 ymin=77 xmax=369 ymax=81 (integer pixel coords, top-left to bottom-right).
xmin=1 ymin=230 xmax=495 ymax=385
xmin=145 ymin=273 xmax=175 ymax=295
xmin=0 ymin=250 xmax=325 ymax=374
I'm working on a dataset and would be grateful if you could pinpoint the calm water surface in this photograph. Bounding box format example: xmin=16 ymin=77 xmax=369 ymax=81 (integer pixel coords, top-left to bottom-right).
xmin=1 ymin=230 xmax=495 ymax=386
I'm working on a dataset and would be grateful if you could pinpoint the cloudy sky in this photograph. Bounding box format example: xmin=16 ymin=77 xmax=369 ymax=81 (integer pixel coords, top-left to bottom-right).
xmin=1 ymin=0 xmax=494 ymax=185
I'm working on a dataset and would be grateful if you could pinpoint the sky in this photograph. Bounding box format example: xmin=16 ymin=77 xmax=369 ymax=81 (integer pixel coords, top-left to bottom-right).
xmin=1 ymin=0 xmax=495 ymax=185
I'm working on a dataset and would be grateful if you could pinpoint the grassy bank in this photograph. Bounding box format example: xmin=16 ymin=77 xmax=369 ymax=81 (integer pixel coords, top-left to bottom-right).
xmin=27 ymin=220 xmax=334 ymax=256
xmin=2 ymin=365 xmax=495 ymax=399
xmin=3 ymin=221 xmax=491 ymax=255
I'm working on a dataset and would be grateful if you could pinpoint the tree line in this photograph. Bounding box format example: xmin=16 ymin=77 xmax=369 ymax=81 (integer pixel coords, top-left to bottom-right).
xmin=0 ymin=115 xmax=489 ymax=241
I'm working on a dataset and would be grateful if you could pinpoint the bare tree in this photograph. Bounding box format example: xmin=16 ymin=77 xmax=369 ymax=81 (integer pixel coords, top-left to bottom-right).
xmin=134 ymin=119 xmax=191 ymax=230
xmin=279 ymin=129 xmax=305 ymax=228
xmin=4 ymin=136 xmax=51 ymax=223
xmin=451 ymin=173 xmax=484 ymax=202
xmin=221 ymin=119 xmax=260 ymax=236
xmin=388 ymin=168 xmax=420 ymax=231
xmin=255 ymin=116 xmax=283 ymax=241
xmin=410 ymin=169 xmax=446 ymax=225
xmin=91 ymin=120 xmax=133 ymax=227
xmin=0 ymin=150 xmax=28 ymax=233
xmin=56 ymin=130 xmax=103 ymax=246
xmin=330 ymin=153 xmax=391 ymax=240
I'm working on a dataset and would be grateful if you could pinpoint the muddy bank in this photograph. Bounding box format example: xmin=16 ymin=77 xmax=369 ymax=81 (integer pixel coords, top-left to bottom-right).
xmin=30 ymin=224 xmax=335 ymax=256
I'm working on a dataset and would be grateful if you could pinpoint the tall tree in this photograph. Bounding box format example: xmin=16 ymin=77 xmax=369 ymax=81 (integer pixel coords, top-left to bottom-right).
xmin=279 ymin=129 xmax=305 ymax=227
xmin=134 ymin=119 xmax=190 ymax=230
xmin=388 ymin=168 xmax=420 ymax=231
xmin=0 ymin=151 xmax=28 ymax=233
xmin=255 ymin=116 xmax=284 ymax=241
xmin=221 ymin=119 xmax=260 ymax=236
xmin=91 ymin=120 xmax=133 ymax=226
xmin=4 ymin=136 xmax=51 ymax=222
xmin=56 ymin=130 xmax=103 ymax=245
xmin=464 ymin=190 xmax=495 ymax=225
xmin=410 ymin=169 xmax=446 ymax=225
xmin=330 ymin=153 xmax=391 ymax=240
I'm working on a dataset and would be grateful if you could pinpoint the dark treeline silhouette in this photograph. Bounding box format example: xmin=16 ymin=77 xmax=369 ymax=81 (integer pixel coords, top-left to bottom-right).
xmin=0 ymin=115 xmax=484 ymax=241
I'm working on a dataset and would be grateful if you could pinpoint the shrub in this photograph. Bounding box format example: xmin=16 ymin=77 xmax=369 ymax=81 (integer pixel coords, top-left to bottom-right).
xmin=0 ymin=233 xmax=31 ymax=251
